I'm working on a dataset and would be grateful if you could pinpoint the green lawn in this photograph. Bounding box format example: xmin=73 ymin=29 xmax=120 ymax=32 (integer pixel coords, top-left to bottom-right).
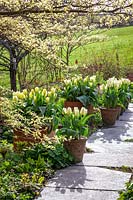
xmin=0 ymin=26 xmax=133 ymax=89
xmin=70 ymin=26 xmax=133 ymax=67
xmin=0 ymin=71 xmax=10 ymax=89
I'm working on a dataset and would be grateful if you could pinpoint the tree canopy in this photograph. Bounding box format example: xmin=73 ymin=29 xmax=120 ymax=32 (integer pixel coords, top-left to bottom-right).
xmin=0 ymin=0 xmax=132 ymax=51
xmin=0 ymin=0 xmax=132 ymax=91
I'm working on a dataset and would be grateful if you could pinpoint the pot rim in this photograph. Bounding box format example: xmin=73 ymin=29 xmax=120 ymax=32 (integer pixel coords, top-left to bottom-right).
xmin=64 ymin=137 xmax=87 ymax=142
xmin=100 ymin=107 xmax=119 ymax=110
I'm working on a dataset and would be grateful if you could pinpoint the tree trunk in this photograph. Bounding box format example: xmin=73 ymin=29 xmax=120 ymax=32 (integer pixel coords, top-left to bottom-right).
xmin=66 ymin=44 xmax=70 ymax=66
xmin=10 ymin=61 xmax=17 ymax=91
xmin=66 ymin=49 xmax=69 ymax=66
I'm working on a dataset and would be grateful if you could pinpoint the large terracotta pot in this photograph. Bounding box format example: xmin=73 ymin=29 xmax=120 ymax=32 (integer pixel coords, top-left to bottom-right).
xmin=63 ymin=138 xmax=87 ymax=162
xmin=13 ymin=128 xmax=55 ymax=149
xmin=100 ymin=107 xmax=119 ymax=125
xmin=64 ymin=101 xmax=94 ymax=114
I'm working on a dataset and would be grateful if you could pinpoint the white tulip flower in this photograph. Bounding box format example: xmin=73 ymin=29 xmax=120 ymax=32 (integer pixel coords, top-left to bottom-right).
xmin=73 ymin=107 xmax=80 ymax=116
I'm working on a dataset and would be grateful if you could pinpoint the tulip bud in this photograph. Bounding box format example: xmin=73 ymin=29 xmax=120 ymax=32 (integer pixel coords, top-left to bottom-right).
xmin=46 ymin=97 xmax=50 ymax=103
xmin=80 ymin=107 xmax=88 ymax=115
xmin=35 ymin=87 xmax=39 ymax=92
xmin=29 ymin=92 xmax=33 ymax=98
xmin=34 ymin=96 xmax=37 ymax=103
xmin=31 ymin=89 xmax=34 ymax=93
xmin=23 ymin=89 xmax=28 ymax=95
xmin=66 ymin=107 xmax=72 ymax=115
xmin=62 ymin=108 xmax=67 ymax=114
xmin=73 ymin=107 xmax=79 ymax=116
xmin=42 ymin=89 xmax=47 ymax=96
xmin=51 ymin=87 xmax=56 ymax=94
xmin=13 ymin=95 xmax=18 ymax=101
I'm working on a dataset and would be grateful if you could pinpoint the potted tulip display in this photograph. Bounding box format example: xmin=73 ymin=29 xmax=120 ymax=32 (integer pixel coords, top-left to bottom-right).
xmin=1 ymin=98 xmax=53 ymax=149
xmin=56 ymin=107 xmax=91 ymax=162
xmin=12 ymin=86 xmax=63 ymax=133
xmin=61 ymin=75 xmax=98 ymax=114
xmin=1 ymin=87 xmax=63 ymax=148
xmin=99 ymin=77 xmax=122 ymax=125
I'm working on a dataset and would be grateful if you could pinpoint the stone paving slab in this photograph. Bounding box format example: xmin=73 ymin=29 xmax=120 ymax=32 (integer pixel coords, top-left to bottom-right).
xmin=45 ymin=166 xmax=131 ymax=191
xmin=86 ymin=142 xmax=133 ymax=154
xmin=115 ymin=120 xmax=133 ymax=128
xmin=88 ymin=127 xmax=133 ymax=143
xmin=119 ymin=113 xmax=133 ymax=121
xmin=37 ymin=187 xmax=119 ymax=200
xmin=129 ymin=103 xmax=133 ymax=108
xmin=125 ymin=108 xmax=133 ymax=113
xmin=77 ymin=153 xmax=133 ymax=167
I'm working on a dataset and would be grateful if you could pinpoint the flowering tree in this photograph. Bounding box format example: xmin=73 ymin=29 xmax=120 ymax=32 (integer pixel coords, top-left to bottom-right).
xmin=0 ymin=0 xmax=132 ymax=90
xmin=59 ymin=29 xmax=108 ymax=66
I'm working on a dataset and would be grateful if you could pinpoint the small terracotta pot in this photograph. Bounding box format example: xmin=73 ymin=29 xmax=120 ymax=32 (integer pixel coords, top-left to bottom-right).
xmin=100 ymin=107 xmax=119 ymax=125
xmin=87 ymin=104 xmax=94 ymax=114
xmin=64 ymin=101 xmax=83 ymax=110
xmin=64 ymin=101 xmax=94 ymax=114
xmin=64 ymin=138 xmax=87 ymax=162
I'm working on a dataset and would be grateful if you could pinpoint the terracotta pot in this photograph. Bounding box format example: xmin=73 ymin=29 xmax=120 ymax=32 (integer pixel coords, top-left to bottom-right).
xmin=64 ymin=101 xmax=83 ymax=110
xmin=87 ymin=104 xmax=94 ymax=114
xmin=127 ymin=72 xmax=133 ymax=81
xmin=63 ymin=138 xmax=87 ymax=162
xmin=64 ymin=101 xmax=94 ymax=114
xmin=100 ymin=107 xmax=119 ymax=125
xmin=13 ymin=128 xmax=55 ymax=150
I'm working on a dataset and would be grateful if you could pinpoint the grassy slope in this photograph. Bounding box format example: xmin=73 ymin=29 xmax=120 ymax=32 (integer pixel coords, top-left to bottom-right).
xmin=0 ymin=26 xmax=133 ymax=89
xmin=0 ymin=71 xmax=10 ymax=89
xmin=70 ymin=26 xmax=133 ymax=68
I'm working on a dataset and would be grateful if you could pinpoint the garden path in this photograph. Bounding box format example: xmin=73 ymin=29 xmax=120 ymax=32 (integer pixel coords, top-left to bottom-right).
xmin=36 ymin=104 xmax=133 ymax=200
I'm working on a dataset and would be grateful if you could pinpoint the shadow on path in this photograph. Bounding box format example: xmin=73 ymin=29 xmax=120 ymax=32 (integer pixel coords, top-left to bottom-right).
xmin=88 ymin=125 xmax=133 ymax=144
xmin=48 ymin=165 xmax=89 ymax=194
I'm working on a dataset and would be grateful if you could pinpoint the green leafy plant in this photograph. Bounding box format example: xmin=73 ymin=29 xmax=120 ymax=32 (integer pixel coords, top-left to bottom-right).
xmin=0 ymin=140 xmax=13 ymax=159
xmin=24 ymin=139 xmax=74 ymax=169
xmin=0 ymin=139 xmax=74 ymax=199
xmin=0 ymin=86 xmax=13 ymax=98
xmin=118 ymin=182 xmax=133 ymax=200
xmin=1 ymin=98 xmax=52 ymax=137
xmin=0 ymin=125 xmax=13 ymax=143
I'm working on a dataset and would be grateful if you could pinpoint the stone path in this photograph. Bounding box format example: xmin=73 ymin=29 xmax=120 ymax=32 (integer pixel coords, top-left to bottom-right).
xmin=37 ymin=104 xmax=133 ymax=200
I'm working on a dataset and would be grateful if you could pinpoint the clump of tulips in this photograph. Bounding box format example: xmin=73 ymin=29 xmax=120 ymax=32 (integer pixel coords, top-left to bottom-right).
xmin=56 ymin=107 xmax=91 ymax=140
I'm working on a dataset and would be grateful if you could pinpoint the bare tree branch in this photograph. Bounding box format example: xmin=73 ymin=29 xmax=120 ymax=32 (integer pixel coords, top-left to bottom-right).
xmin=0 ymin=2 xmax=132 ymax=17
